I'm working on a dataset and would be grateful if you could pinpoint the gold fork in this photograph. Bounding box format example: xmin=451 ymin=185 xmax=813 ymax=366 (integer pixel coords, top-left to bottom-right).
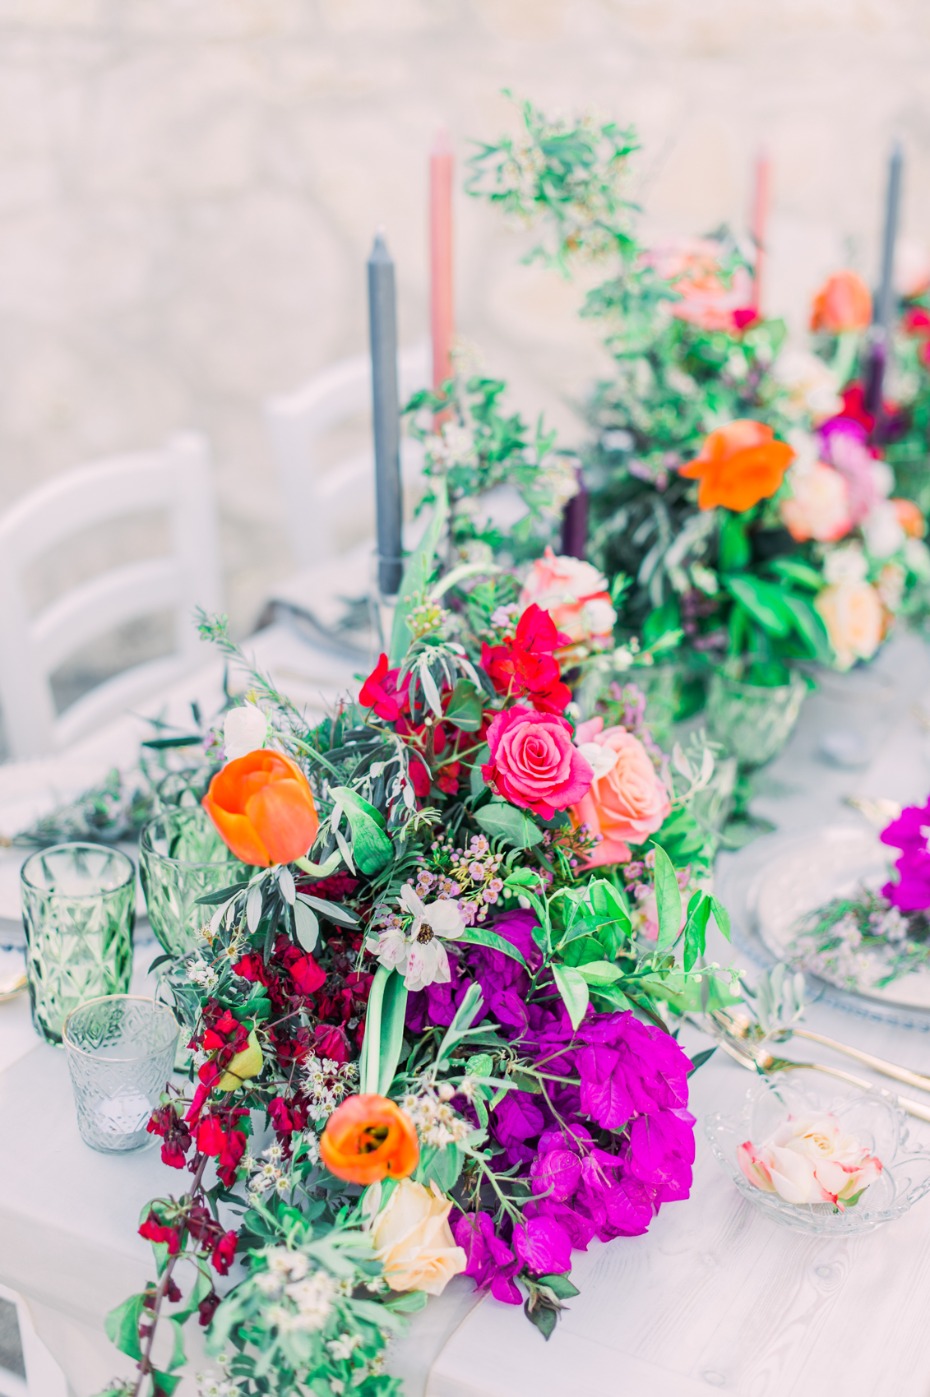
xmin=713 ymin=1033 xmax=930 ymax=1126
xmin=711 ymin=1007 xmax=930 ymax=1097
xmin=0 ymin=971 xmax=26 ymax=1005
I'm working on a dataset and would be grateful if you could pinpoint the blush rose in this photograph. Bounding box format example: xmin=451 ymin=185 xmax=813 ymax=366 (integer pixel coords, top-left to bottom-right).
xmin=481 ymin=706 xmax=594 ymax=820
xmin=571 ymin=718 xmax=671 ymax=865
xmin=371 ymin=1179 xmax=467 ymax=1296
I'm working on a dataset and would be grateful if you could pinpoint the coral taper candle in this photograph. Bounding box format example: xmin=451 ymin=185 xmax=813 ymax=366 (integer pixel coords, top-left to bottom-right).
xmin=367 ymin=232 xmax=403 ymax=597
xmin=430 ymin=128 xmax=455 ymax=391
xmin=750 ymin=148 xmax=770 ymax=315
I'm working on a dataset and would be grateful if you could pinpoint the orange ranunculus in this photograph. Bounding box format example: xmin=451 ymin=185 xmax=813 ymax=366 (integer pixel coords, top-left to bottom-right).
xmin=810 ymin=270 xmax=872 ymax=333
xmin=679 ymin=420 xmax=794 ymax=513
xmin=892 ymin=497 xmax=926 ymax=539
xmin=319 ymin=1094 xmax=419 ymax=1185
xmin=202 ymin=750 xmax=319 ymax=867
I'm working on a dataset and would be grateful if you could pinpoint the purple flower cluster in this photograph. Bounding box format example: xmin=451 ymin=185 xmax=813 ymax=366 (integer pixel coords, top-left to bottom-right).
xmin=880 ymin=799 xmax=930 ymax=913
xmin=412 ymin=908 xmax=695 ymax=1303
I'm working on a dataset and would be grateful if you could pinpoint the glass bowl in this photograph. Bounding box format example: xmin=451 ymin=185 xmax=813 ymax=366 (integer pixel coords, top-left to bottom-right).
xmin=705 ymin=1077 xmax=930 ymax=1234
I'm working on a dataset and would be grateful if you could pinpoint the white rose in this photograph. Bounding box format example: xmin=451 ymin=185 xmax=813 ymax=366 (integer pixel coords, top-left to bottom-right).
xmin=861 ymin=501 xmax=905 ymax=560
xmin=738 ymin=1113 xmax=883 ymax=1208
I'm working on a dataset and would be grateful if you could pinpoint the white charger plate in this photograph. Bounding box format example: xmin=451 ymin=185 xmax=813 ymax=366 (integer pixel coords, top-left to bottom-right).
xmin=749 ymin=824 xmax=930 ymax=1013
xmin=0 ymin=758 xmax=147 ymax=946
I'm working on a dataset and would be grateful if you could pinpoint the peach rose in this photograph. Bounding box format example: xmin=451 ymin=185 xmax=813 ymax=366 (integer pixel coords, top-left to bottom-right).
xmin=781 ymin=460 xmax=853 ymax=543
xmin=893 ymin=498 xmax=926 ymax=539
xmin=519 ymin=549 xmax=616 ymax=658
xmin=815 ymin=580 xmax=884 ymax=670
xmin=571 ymin=718 xmax=671 ymax=866
xmin=371 ymin=1179 xmax=467 ymax=1296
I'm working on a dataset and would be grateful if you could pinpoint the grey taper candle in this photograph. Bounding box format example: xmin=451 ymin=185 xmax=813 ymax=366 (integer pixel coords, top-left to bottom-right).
xmin=368 ymin=232 xmax=403 ymax=597
xmin=875 ymin=140 xmax=903 ymax=336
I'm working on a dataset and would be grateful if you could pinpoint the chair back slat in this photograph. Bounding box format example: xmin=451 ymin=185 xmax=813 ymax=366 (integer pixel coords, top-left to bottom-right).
xmin=0 ymin=433 xmax=220 ymax=759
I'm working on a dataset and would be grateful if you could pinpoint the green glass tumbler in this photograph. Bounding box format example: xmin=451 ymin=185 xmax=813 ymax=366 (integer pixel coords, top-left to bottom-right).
xmin=140 ymin=807 xmax=245 ymax=961
xmin=706 ymin=669 xmax=808 ymax=769
xmin=20 ymin=843 xmax=135 ymax=1045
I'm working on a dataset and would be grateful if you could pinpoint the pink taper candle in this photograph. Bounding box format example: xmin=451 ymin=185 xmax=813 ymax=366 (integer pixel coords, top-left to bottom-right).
xmin=430 ymin=128 xmax=455 ymax=390
xmin=750 ymin=148 xmax=771 ymax=315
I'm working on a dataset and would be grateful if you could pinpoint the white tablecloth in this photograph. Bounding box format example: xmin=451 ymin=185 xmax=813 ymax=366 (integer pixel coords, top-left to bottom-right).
xmin=4 ymin=628 xmax=930 ymax=1397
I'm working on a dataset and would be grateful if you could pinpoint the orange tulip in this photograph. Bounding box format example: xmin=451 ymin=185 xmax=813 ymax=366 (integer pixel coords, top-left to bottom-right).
xmin=810 ymin=270 xmax=872 ymax=333
xmin=319 ymin=1094 xmax=419 ymax=1185
xmin=679 ymin=420 xmax=794 ymax=513
xmin=202 ymin=750 xmax=319 ymax=868
xmin=893 ymin=497 xmax=926 ymax=539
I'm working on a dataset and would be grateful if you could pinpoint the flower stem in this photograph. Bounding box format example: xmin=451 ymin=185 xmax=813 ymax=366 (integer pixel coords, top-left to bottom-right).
xmin=132 ymin=1153 xmax=210 ymax=1397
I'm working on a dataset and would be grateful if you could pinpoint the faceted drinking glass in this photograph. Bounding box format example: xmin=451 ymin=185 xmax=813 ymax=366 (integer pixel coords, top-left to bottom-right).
xmin=20 ymin=842 xmax=135 ymax=1045
xmin=140 ymin=806 xmax=245 ymax=960
xmin=706 ymin=670 xmax=808 ymax=769
xmin=63 ymin=995 xmax=179 ymax=1153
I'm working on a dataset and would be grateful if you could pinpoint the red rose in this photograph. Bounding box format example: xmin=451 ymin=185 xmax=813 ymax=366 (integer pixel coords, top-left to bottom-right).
xmin=481 ymin=706 xmax=594 ymax=819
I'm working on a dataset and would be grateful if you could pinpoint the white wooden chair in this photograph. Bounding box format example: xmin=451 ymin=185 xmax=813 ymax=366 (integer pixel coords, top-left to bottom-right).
xmin=264 ymin=340 xmax=431 ymax=573
xmin=0 ymin=433 xmax=220 ymax=760
xmin=0 ymin=1285 xmax=66 ymax=1397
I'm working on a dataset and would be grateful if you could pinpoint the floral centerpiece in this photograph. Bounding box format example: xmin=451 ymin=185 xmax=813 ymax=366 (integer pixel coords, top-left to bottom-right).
xmin=468 ymin=99 xmax=930 ymax=707
xmin=100 ymin=466 xmax=733 ymax=1396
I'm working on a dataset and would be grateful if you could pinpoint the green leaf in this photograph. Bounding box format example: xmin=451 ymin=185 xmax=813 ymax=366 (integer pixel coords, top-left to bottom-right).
xmin=504 ymin=868 xmax=544 ymax=891
xmin=723 ymin=575 xmax=791 ymax=637
xmin=709 ymin=894 xmax=731 ymax=941
xmin=152 ymin=1372 xmax=182 ymax=1397
xmin=104 ymin=1295 xmax=144 ymax=1362
xmin=718 ymin=514 xmax=751 ymax=572
xmin=330 ymin=786 xmax=393 ymax=874
xmin=767 ymin=557 xmax=823 ymax=591
xmin=417 ymin=1143 xmax=463 ymax=1192
xmin=469 ymin=746 xmax=491 ymax=800
xmin=457 ymin=925 xmax=529 ymax=968
xmin=475 ymin=801 xmax=544 ymax=849
xmin=525 ymin=1299 xmax=558 ymax=1340
xmin=389 ymin=479 xmax=448 ymax=665
xmin=552 ymin=964 xmax=590 ymax=1030
xmin=537 ymin=1273 xmax=580 ymax=1300
xmin=575 ymin=960 xmax=623 ymax=986
xmin=778 ymin=591 xmax=831 ymax=660
xmin=682 ymin=892 xmax=711 ymax=972
xmin=444 ymin=679 xmax=485 ymax=731
xmin=293 ymin=897 xmax=319 ymax=952
xmin=688 ymin=1046 xmax=717 ymax=1074
xmin=376 ymin=970 xmax=410 ymax=1097
xmin=651 ymin=843 xmax=682 ymax=949
xmin=165 ymin=1317 xmax=186 ymax=1373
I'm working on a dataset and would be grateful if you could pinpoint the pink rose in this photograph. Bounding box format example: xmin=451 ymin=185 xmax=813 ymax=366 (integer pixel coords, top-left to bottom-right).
xmin=738 ymin=1113 xmax=883 ymax=1209
xmin=519 ymin=549 xmax=616 ymax=659
xmin=571 ymin=718 xmax=670 ymax=866
xmin=481 ymin=706 xmax=594 ymax=820
xmin=644 ymin=238 xmax=755 ymax=332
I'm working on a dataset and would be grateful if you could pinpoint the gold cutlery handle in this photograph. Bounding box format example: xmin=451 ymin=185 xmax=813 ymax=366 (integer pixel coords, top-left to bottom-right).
xmin=794 ymin=1027 xmax=930 ymax=1095
xmin=788 ymin=1060 xmax=930 ymax=1126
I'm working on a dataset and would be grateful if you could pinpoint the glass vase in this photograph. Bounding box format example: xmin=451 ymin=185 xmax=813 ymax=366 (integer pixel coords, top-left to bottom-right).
xmin=20 ymin=843 xmax=135 ymax=1045
xmin=140 ymin=807 xmax=246 ymax=960
xmin=706 ymin=669 xmax=808 ymax=769
xmin=63 ymin=995 xmax=179 ymax=1153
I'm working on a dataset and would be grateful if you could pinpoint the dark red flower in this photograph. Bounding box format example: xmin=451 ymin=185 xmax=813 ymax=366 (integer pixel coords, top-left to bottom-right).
xmin=211 ymin=1230 xmax=238 ymax=1276
xmin=232 ymin=953 xmax=269 ymax=985
xmin=139 ymin=1213 xmax=181 ymax=1255
xmin=198 ymin=1291 xmax=221 ymax=1327
xmin=313 ymin=1023 xmax=349 ymax=1062
xmin=268 ymin=1095 xmax=297 ymax=1136
xmin=147 ymin=1105 xmax=192 ymax=1170
xmin=217 ymin=1121 xmax=248 ymax=1187
xmin=359 ymin=653 xmax=411 ymax=722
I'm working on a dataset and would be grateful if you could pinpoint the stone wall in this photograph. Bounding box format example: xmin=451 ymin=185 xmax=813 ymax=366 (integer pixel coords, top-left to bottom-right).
xmin=1 ymin=0 xmax=928 ymax=658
